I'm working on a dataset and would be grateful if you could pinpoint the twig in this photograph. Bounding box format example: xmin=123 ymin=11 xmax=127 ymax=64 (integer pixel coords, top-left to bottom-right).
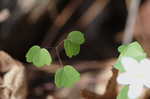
xmin=55 ymin=40 xmax=64 ymax=67
xmin=103 ymin=68 xmax=118 ymax=99
xmin=44 ymin=40 xmax=64 ymax=67
xmin=76 ymin=0 xmax=109 ymax=28
xmin=123 ymin=0 xmax=141 ymax=44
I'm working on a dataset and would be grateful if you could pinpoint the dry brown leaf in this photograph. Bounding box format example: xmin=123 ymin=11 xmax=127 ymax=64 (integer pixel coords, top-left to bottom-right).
xmin=0 ymin=51 xmax=27 ymax=99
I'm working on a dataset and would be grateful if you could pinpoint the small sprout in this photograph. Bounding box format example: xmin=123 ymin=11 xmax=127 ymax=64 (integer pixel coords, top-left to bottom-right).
xmin=25 ymin=31 xmax=85 ymax=88
xmin=55 ymin=65 xmax=80 ymax=88
xmin=26 ymin=45 xmax=52 ymax=67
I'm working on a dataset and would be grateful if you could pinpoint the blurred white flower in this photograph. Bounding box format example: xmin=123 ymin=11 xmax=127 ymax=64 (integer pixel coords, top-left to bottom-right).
xmin=117 ymin=57 xmax=150 ymax=99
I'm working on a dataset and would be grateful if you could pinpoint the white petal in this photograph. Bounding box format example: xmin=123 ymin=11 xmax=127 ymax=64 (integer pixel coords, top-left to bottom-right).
xmin=128 ymin=84 xmax=143 ymax=99
xmin=121 ymin=57 xmax=139 ymax=72
xmin=140 ymin=59 xmax=150 ymax=72
xmin=140 ymin=58 xmax=150 ymax=66
xmin=144 ymin=79 xmax=150 ymax=88
xmin=117 ymin=73 xmax=131 ymax=85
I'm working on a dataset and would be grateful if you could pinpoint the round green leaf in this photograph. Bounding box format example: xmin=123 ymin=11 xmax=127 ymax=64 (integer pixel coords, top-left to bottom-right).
xmin=64 ymin=40 xmax=80 ymax=58
xmin=55 ymin=65 xmax=80 ymax=88
xmin=67 ymin=31 xmax=85 ymax=45
xmin=26 ymin=45 xmax=41 ymax=62
xmin=33 ymin=48 xmax=52 ymax=67
xmin=26 ymin=45 xmax=52 ymax=67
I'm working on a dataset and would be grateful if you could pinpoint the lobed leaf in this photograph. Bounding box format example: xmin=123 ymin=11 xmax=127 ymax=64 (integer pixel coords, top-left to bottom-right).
xmin=55 ymin=65 xmax=80 ymax=88
xmin=33 ymin=48 xmax=52 ymax=67
xmin=26 ymin=45 xmax=52 ymax=67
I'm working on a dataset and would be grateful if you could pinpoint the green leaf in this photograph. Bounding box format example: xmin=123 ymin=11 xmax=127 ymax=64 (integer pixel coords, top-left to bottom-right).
xmin=67 ymin=31 xmax=85 ymax=45
xmin=26 ymin=45 xmax=41 ymax=62
xmin=115 ymin=41 xmax=147 ymax=72
xmin=64 ymin=31 xmax=85 ymax=58
xmin=118 ymin=45 xmax=128 ymax=53
xmin=33 ymin=48 xmax=52 ymax=67
xmin=55 ymin=65 xmax=80 ymax=88
xmin=117 ymin=85 xmax=129 ymax=99
xmin=26 ymin=45 xmax=52 ymax=67
xmin=124 ymin=42 xmax=146 ymax=61
xmin=64 ymin=40 xmax=80 ymax=58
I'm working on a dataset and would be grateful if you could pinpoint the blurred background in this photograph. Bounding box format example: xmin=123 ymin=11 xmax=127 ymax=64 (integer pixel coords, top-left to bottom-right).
xmin=0 ymin=0 xmax=150 ymax=99
xmin=0 ymin=0 xmax=128 ymax=62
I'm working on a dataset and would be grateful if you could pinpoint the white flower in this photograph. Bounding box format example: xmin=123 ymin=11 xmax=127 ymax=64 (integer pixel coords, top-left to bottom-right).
xmin=117 ymin=57 xmax=150 ymax=99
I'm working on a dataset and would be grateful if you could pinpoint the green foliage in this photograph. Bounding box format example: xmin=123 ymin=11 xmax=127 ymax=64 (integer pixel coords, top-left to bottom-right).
xmin=67 ymin=31 xmax=85 ymax=45
xmin=26 ymin=45 xmax=52 ymax=67
xmin=64 ymin=40 xmax=80 ymax=58
xmin=26 ymin=31 xmax=85 ymax=88
xmin=26 ymin=45 xmax=41 ymax=62
xmin=114 ymin=41 xmax=147 ymax=72
xmin=117 ymin=85 xmax=129 ymax=99
xmin=55 ymin=65 xmax=80 ymax=88
xmin=64 ymin=31 xmax=85 ymax=58
xmin=118 ymin=45 xmax=128 ymax=53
